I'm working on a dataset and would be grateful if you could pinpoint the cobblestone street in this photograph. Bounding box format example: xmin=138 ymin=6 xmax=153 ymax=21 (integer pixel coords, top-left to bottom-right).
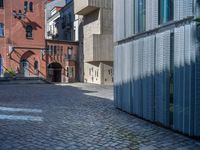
xmin=0 ymin=83 xmax=199 ymax=150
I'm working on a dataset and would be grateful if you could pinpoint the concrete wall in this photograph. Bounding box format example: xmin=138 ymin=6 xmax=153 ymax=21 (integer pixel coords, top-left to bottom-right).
xmin=74 ymin=0 xmax=113 ymax=84
xmin=84 ymin=61 xmax=113 ymax=85
xmin=74 ymin=0 xmax=112 ymax=15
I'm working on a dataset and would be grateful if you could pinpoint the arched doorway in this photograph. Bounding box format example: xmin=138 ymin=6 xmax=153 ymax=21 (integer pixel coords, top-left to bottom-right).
xmin=48 ymin=62 xmax=62 ymax=82
xmin=20 ymin=51 xmax=35 ymax=77
xmin=20 ymin=59 xmax=29 ymax=77
xmin=0 ymin=55 xmax=3 ymax=77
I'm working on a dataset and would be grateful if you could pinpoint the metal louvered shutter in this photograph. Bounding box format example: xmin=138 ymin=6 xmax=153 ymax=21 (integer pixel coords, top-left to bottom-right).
xmin=174 ymin=0 xmax=180 ymax=21
xmin=142 ymin=36 xmax=155 ymax=121
xmin=125 ymin=0 xmax=134 ymax=38
xmin=146 ymin=0 xmax=158 ymax=30
xmin=155 ymin=31 xmax=170 ymax=126
xmin=174 ymin=26 xmax=185 ymax=132
xmin=121 ymin=42 xmax=132 ymax=113
xmin=113 ymin=0 xmax=117 ymax=42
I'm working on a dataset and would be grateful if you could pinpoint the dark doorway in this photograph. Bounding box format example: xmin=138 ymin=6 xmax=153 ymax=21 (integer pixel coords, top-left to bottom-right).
xmin=20 ymin=59 xmax=29 ymax=77
xmin=48 ymin=62 xmax=62 ymax=82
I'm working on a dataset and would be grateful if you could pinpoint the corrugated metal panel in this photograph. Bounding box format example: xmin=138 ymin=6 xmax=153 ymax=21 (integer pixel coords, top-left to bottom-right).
xmin=193 ymin=22 xmax=200 ymax=136
xmin=134 ymin=0 xmax=139 ymax=34
xmin=142 ymin=36 xmax=155 ymax=121
xmin=132 ymin=39 xmax=143 ymax=116
xmin=183 ymin=24 xmax=191 ymax=135
xmin=173 ymin=23 xmax=200 ymax=136
xmin=146 ymin=0 xmax=158 ymax=30
xmin=114 ymin=45 xmax=119 ymax=108
xmin=121 ymin=42 xmax=132 ymax=113
xmin=174 ymin=0 xmax=180 ymax=21
xmin=155 ymin=31 xmax=170 ymax=126
xmin=125 ymin=0 xmax=134 ymax=37
xmin=113 ymin=0 xmax=125 ymax=41
xmin=174 ymin=0 xmax=194 ymax=21
xmin=113 ymin=0 xmax=199 ymax=137
xmin=138 ymin=39 xmax=144 ymax=117
xmin=174 ymin=26 xmax=185 ymax=132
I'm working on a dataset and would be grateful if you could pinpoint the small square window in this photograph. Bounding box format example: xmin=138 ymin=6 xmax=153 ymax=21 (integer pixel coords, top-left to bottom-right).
xmin=0 ymin=23 xmax=4 ymax=37
xmin=0 ymin=0 xmax=4 ymax=9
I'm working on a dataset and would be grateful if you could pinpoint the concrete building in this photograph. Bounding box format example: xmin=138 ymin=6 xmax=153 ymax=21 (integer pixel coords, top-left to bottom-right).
xmin=74 ymin=0 xmax=113 ymax=85
xmin=0 ymin=0 xmax=46 ymax=78
xmin=114 ymin=0 xmax=200 ymax=137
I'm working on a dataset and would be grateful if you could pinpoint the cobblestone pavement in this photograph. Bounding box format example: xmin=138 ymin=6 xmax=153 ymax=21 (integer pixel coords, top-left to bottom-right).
xmin=0 ymin=83 xmax=199 ymax=150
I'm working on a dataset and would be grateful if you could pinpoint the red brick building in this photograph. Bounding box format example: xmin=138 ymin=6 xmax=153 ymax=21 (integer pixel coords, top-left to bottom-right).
xmin=0 ymin=0 xmax=46 ymax=77
xmin=46 ymin=40 xmax=78 ymax=83
xmin=0 ymin=0 xmax=78 ymax=82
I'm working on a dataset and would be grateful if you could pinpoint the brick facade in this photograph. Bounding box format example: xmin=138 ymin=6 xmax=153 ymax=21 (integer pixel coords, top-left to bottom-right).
xmin=0 ymin=0 xmax=46 ymax=77
xmin=46 ymin=40 xmax=78 ymax=82
xmin=0 ymin=0 xmax=79 ymax=82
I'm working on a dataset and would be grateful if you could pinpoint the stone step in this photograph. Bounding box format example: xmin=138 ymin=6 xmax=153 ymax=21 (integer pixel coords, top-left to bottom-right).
xmin=0 ymin=77 xmax=51 ymax=85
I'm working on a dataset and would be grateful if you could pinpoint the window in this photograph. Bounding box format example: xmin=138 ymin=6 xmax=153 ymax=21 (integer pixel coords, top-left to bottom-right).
xmin=68 ymin=48 xmax=72 ymax=55
xmin=26 ymin=25 xmax=33 ymax=38
xmin=46 ymin=45 xmax=50 ymax=55
xmin=29 ymin=2 xmax=33 ymax=12
xmin=54 ymin=46 xmax=57 ymax=55
xmin=24 ymin=1 xmax=28 ymax=12
xmin=50 ymin=45 xmax=53 ymax=55
xmin=66 ymin=67 xmax=69 ymax=77
xmin=34 ymin=61 xmax=39 ymax=75
xmin=61 ymin=46 xmax=63 ymax=55
xmin=135 ymin=0 xmax=146 ymax=33
xmin=0 ymin=0 xmax=3 ymax=8
xmin=159 ymin=0 xmax=173 ymax=24
xmin=57 ymin=46 xmax=60 ymax=56
xmin=0 ymin=23 xmax=4 ymax=37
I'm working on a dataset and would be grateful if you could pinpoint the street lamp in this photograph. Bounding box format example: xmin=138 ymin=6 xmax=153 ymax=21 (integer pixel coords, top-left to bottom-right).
xmin=12 ymin=9 xmax=27 ymax=20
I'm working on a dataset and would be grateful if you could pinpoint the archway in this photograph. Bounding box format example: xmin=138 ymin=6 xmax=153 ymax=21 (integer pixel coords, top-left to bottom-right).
xmin=48 ymin=62 xmax=62 ymax=82
xmin=20 ymin=59 xmax=29 ymax=77
xmin=20 ymin=51 xmax=35 ymax=77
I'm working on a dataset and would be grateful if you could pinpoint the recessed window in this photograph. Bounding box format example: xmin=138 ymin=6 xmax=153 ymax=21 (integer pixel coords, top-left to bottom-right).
xmin=135 ymin=0 xmax=146 ymax=33
xmin=0 ymin=23 xmax=4 ymax=37
xmin=68 ymin=48 xmax=72 ymax=55
xmin=24 ymin=1 xmax=28 ymax=12
xmin=0 ymin=0 xmax=4 ymax=9
xmin=159 ymin=0 xmax=174 ymax=24
xmin=50 ymin=45 xmax=53 ymax=55
xmin=34 ymin=61 xmax=38 ymax=70
xmin=54 ymin=46 xmax=57 ymax=55
xmin=26 ymin=25 xmax=33 ymax=39
xmin=29 ymin=2 xmax=33 ymax=12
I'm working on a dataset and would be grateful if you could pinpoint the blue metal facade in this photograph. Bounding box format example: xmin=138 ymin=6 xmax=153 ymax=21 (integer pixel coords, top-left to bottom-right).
xmin=114 ymin=0 xmax=200 ymax=137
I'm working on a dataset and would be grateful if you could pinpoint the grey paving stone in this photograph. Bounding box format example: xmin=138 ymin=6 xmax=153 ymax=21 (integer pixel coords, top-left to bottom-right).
xmin=0 ymin=83 xmax=199 ymax=150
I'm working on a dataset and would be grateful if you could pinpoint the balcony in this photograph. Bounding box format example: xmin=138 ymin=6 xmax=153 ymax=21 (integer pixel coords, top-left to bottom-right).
xmin=84 ymin=34 xmax=113 ymax=62
xmin=74 ymin=0 xmax=112 ymax=15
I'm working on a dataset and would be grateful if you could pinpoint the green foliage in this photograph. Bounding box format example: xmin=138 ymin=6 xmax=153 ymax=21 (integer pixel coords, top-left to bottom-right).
xmin=4 ymin=68 xmax=16 ymax=77
xmin=194 ymin=18 xmax=200 ymax=26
